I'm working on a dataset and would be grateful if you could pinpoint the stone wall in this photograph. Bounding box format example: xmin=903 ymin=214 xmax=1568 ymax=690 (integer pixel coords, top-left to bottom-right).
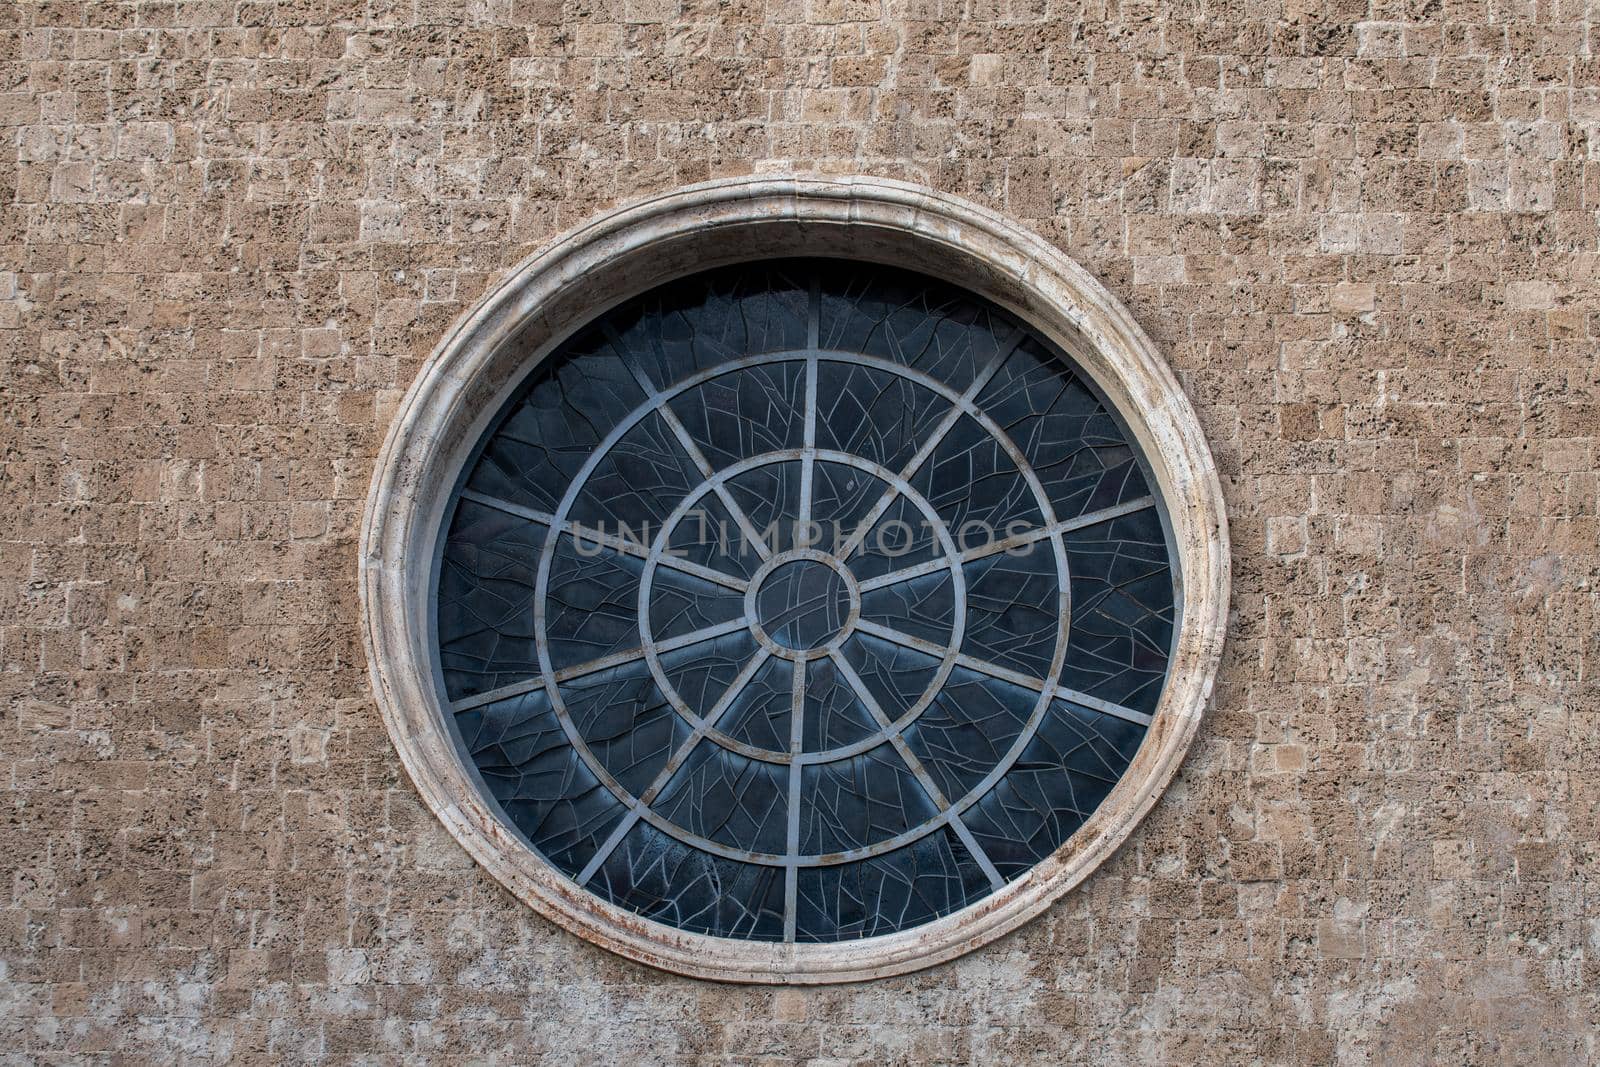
xmin=2 ymin=0 xmax=1596 ymax=1062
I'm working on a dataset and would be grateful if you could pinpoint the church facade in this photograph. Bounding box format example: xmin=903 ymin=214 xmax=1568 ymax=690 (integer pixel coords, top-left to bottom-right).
xmin=2 ymin=0 xmax=1595 ymax=1062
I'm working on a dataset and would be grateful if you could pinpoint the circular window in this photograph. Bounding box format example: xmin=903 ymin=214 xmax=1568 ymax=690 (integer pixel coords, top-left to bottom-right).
xmin=363 ymin=177 xmax=1228 ymax=982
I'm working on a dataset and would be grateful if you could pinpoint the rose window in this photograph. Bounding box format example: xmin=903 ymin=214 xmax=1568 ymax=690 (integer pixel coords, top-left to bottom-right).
xmin=434 ymin=259 xmax=1177 ymax=943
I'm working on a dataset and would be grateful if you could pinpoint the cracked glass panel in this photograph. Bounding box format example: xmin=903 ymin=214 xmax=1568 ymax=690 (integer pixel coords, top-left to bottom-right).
xmin=435 ymin=259 xmax=1178 ymax=943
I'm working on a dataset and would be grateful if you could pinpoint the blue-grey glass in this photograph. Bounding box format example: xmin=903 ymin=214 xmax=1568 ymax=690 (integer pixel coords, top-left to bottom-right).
xmin=958 ymin=700 xmax=1146 ymax=880
xmin=794 ymin=827 xmax=993 ymax=943
xmin=434 ymin=259 xmax=1178 ymax=944
xmin=714 ymin=655 xmax=796 ymax=752
xmin=753 ymin=559 xmax=851 ymax=650
xmin=858 ymin=570 xmax=956 ymax=646
xmin=457 ymin=690 xmax=629 ymax=879
xmin=959 ymin=543 xmax=1061 ymax=678
xmin=437 ymin=499 xmax=548 ymax=699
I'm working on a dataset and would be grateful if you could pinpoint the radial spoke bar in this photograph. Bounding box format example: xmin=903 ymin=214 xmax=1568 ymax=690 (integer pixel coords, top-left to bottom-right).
xmin=457 ymin=489 xmax=748 ymax=592
xmin=568 ymin=617 xmax=749 ymax=679
xmin=852 ymin=618 xmax=953 ymax=661
xmin=575 ymin=648 xmax=772 ymax=886
xmin=798 ymin=353 xmax=818 ymax=526
xmin=852 ymin=619 xmax=1152 ymax=728
xmin=836 ymin=327 xmax=1025 ymax=561
xmin=856 ymin=496 xmax=1157 ymax=592
xmin=1050 ymin=685 xmax=1154 ymax=728
xmin=954 ymin=650 xmax=1055 ymax=694
xmin=798 ymin=281 xmax=821 ymax=527
xmin=830 ymin=652 xmax=1005 ymax=890
xmin=572 ymin=805 xmax=638 ymax=888
xmin=615 ymin=352 xmax=776 ymax=564
xmin=807 ymin=276 xmax=821 ymax=349
xmin=448 ymin=617 xmax=748 ymax=713
xmin=647 ymin=647 xmax=771 ymax=787
xmin=783 ymin=657 xmax=807 ymax=942
xmin=654 ymin=402 xmax=776 ymax=563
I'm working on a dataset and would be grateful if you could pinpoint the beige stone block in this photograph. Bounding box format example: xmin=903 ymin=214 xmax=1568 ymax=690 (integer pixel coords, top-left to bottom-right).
xmin=1331 ymin=282 xmax=1376 ymax=314
xmin=1506 ymin=279 xmax=1556 ymax=309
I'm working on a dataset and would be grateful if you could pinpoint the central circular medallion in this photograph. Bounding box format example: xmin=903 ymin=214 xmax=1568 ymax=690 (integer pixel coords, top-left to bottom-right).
xmin=746 ymin=549 xmax=859 ymax=659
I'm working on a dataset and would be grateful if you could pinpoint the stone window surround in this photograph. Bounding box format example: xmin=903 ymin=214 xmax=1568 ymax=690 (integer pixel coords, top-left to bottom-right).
xmin=359 ymin=174 xmax=1231 ymax=984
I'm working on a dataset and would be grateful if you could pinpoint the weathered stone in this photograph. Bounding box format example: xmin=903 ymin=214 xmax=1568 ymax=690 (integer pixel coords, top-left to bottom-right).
xmin=1 ymin=0 xmax=1596 ymax=1061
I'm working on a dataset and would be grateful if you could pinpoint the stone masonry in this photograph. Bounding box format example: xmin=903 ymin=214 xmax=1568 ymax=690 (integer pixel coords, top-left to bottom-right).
xmin=1 ymin=0 xmax=1597 ymax=1062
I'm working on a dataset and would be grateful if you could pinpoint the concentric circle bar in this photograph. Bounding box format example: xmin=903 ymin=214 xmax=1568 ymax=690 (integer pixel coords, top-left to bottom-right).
xmin=434 ymin=259 xmax=1178 ymax=944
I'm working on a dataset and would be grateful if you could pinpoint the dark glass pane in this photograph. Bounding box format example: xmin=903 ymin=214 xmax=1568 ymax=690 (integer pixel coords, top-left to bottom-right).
xmin=857 ymin=570 xmax=957 ymax=646
xmin=607 ymin=265 xmax=810 ymax=390
xmin=458 ymin=690 xmax=629 ymax=880
xmin=437 ymin=498 xmax=548 ymax=700
xmin=906 ymin=412 xmax=1045 ymax=538
xmin=588 ymin=821 xmax=788 ymax=941
xmin=566 ymin=411 xmax=703 ymax=533
xmin=902 ymin=668 xmax=1037 ymax=803
xmin=794 ymin=827 xmax=991 ymax=942
xmin=645 ymin=566 xmax=744 ymax=643
xmin=839 ymin=633 xmax=944 ymax=720
xmin=960 ymin=700 xmax=1145 ymax=880
xmin=666 ymin=361 xmax=807 ymax=470
xmin=813 ymin=361 xmax=949 ymax=473
xmin=958 ymin=542 xmax=1062 ymax=680
xmin=978 ymin=337 xmax=1154 ymax=521
xmin=818 ymin=266 xmax=1022 ymax=391
xmin=799 ymin=744 xmax=939 ymax=855
xmin=560 ymin=661 xmax=690 ymax=799
xmin=652 ymin=744 xmax=789 ymax=855
xmin=799 ymin=653 xmax=881 ymax=753
xmin=541 ymin=539 xmax=642 ymax=672
xmin=1059 ymin=507 xmax=1175 ymax=715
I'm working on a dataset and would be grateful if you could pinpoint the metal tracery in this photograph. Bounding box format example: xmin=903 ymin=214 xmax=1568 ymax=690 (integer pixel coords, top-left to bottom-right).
xmin=436 ymin=260 xmax=1176 ymax=943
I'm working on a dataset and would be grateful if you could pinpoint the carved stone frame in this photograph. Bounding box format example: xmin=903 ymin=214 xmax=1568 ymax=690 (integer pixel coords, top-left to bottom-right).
xmin=359 ymin=175 xmax=1231 ymax=984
